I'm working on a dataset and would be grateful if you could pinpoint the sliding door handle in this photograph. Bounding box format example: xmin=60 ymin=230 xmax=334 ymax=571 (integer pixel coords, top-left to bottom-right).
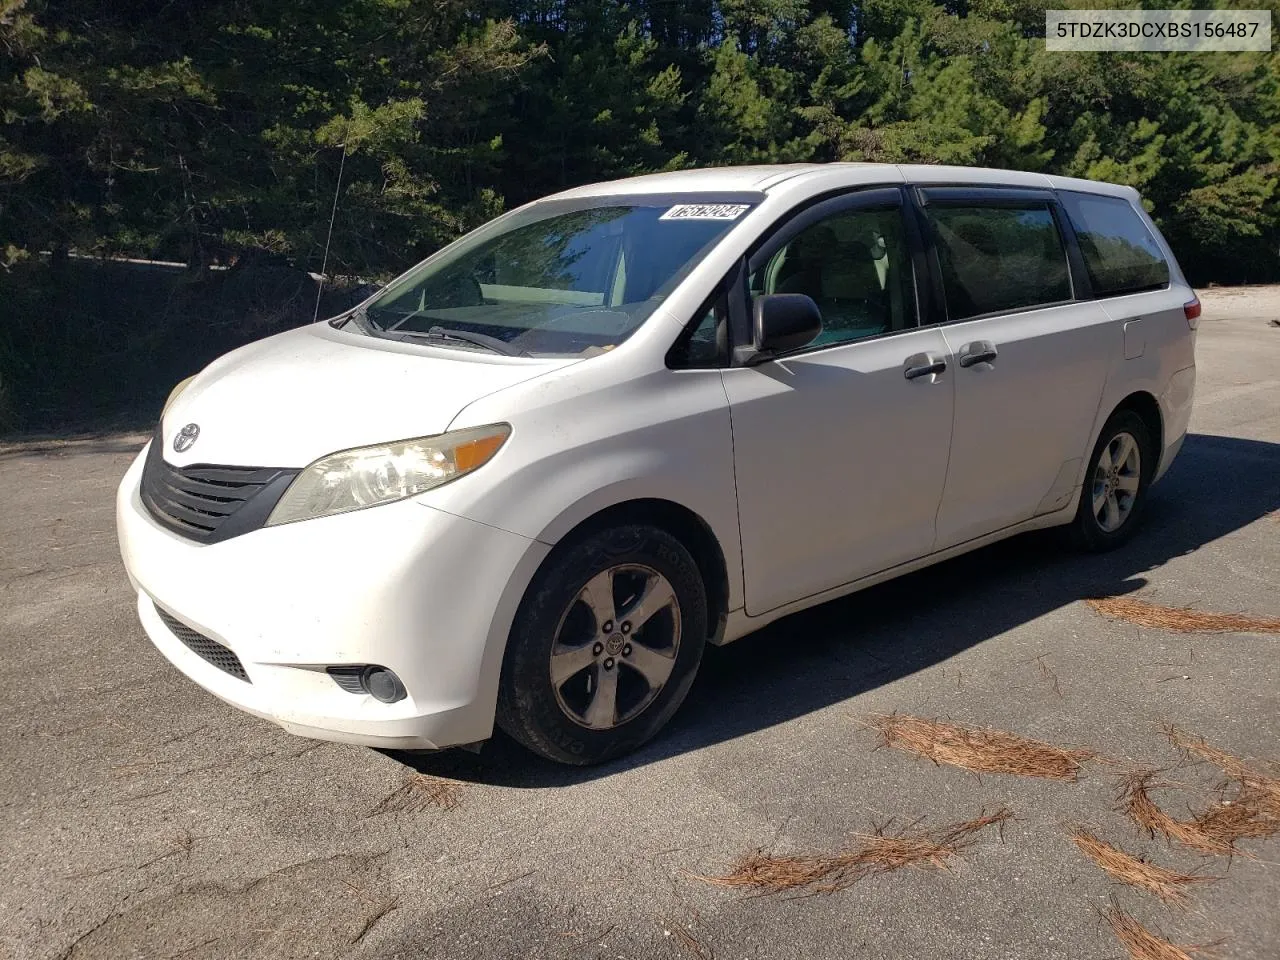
xmin=958 ymin=340 xmax=998 ymax=368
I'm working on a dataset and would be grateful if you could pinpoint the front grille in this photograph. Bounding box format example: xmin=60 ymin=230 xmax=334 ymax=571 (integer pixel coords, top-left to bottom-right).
xmin=154 ymin=604 xmax=250 ymax=682
xmin=139 ymin=429 xmax=298 ymax=543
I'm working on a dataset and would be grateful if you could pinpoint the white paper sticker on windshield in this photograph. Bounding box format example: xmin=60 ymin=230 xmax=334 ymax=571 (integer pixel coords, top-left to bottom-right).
xmin=660 ymin=203 xmax=750 ymax=221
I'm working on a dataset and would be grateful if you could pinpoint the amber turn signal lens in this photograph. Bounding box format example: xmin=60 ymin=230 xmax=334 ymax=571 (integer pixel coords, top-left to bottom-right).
xmin=455 ymin=433 xmax=507 ymax=471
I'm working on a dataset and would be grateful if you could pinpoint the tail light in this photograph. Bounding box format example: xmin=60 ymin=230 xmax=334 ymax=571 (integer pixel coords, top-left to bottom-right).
xmin=1183 ymin=297 xmax=1201 ymax=329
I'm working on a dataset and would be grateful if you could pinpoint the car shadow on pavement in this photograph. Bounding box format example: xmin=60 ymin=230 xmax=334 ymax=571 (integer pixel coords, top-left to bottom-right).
xmin=388 ymin=432 xmax=1280 ymax=788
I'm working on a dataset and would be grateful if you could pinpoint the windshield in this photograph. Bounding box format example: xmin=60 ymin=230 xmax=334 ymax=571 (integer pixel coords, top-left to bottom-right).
xmin=358 ymin=197 xmax=757 ymax=357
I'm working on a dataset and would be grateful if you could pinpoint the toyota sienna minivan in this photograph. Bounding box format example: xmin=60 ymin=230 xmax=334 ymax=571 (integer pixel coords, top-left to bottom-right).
xmin=117 ymin=163 xmax=1198 ymax=764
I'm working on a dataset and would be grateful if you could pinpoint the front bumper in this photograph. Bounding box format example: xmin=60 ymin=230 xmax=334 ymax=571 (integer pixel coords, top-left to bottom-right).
xmin=116 ymin=445 xmax=549 ymax=749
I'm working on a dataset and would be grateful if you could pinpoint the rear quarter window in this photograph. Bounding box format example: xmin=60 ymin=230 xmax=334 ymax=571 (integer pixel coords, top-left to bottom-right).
xmin=1059 ymin=192 xmax=1170 ymax=297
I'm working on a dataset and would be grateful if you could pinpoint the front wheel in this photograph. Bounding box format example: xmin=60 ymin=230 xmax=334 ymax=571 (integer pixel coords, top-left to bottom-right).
xmin=496 ymin=524 xmax=707 ymax=765
xmin=1070 ymin=409 xmax=1154 ymax=551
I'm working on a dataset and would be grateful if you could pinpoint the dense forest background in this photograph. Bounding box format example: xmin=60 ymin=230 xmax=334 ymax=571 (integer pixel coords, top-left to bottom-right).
xmin=1 ymin=0 xmax=1278 ymax=430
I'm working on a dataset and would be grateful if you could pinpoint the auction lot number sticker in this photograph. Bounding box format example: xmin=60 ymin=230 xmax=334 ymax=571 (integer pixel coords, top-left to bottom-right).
xmin=661 ymin=204 xmax=751 ymax=221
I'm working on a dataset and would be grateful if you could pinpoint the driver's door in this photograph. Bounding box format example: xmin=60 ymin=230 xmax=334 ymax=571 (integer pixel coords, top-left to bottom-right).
xmin=721 ymin=189 xmax=956 ymax=616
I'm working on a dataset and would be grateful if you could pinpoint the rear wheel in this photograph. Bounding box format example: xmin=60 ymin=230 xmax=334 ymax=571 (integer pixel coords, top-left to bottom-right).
xmin=496 ymin=524 xmax=707 ymax=765
xmin=1070 ymin=409 xmax=1154 ymax=551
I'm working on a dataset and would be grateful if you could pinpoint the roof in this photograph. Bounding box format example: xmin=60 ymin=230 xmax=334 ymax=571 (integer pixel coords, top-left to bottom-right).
xmin=550 ymin=164 xmax=833 ymax=198
xmin=547 ymin=163 xmax=1137 ymax=201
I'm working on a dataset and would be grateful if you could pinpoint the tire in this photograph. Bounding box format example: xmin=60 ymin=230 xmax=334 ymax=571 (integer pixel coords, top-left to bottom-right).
xmin=496 ymin=524 xmax=707 ymax=765
xmin=1070 ymin=408 xmax=1155 ymax=552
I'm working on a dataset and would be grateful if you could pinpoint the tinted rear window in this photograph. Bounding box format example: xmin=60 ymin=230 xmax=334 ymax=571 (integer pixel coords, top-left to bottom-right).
xmin=927 ymin=203 xmax=1071 ymax=320
xmin=1060 ymin=192 xmax=1170 ymax=297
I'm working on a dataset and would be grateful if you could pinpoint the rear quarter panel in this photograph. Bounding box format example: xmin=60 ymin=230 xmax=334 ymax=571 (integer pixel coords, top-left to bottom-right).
xmin=1091 ymin=283 xmax=1196 ymax=472
xmin=1047 ymin=182 xmax=1197 ymax=483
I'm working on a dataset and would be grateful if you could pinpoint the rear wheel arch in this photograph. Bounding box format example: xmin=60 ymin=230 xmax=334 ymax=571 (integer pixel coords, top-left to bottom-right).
xmin=1070 ymin=406 xmax=1155 ymax=551
xmin=1114 ymin=391 xmax=1163 ymax=461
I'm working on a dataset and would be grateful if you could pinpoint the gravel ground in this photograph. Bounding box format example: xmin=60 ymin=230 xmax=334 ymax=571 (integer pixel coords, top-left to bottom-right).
xmin=1 ymin=286 xmax=1278 ymax=960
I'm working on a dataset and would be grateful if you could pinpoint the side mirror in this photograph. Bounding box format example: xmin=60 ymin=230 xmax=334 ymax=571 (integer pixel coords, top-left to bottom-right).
xmin=742 ymin=294 xmax=822 ymax=364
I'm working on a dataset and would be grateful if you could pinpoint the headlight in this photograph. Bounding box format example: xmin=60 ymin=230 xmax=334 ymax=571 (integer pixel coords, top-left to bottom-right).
xmin=162 ymin=375 xmax=196 ymax=417
xmin=266 ymin=423 xmax=511 ymax=526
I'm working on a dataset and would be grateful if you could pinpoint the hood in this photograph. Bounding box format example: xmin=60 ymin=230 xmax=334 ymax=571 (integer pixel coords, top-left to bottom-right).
xmin=159 ymin=323 xmax=574 ymax=468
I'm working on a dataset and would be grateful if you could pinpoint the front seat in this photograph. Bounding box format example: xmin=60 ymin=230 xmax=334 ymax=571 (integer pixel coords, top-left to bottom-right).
xmin=818 ymin=239 xmax=889 ymax=335
xmin=780 ymin=234 xmax=888 ymax=339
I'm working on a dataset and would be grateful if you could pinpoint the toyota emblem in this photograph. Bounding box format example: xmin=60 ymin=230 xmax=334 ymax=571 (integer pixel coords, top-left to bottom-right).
xmin=173 ymin=423 xmax=200 ymax=453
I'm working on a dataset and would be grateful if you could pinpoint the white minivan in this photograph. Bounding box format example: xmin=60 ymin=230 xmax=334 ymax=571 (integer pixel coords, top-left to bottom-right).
xmin=117 ymin=163 xmax=1198 ymax=764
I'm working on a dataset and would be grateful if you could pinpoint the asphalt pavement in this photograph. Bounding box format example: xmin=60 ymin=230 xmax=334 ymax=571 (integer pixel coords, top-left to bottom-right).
xmin=1 ymin=287 xmax=1277 ymax=960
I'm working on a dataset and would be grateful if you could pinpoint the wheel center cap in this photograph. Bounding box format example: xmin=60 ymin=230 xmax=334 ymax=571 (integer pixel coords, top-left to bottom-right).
xmin=605 ymin=633 xmax=625 ymax=656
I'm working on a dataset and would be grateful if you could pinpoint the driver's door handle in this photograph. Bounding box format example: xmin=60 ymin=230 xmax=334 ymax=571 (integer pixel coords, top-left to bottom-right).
xmin=958 ymin=340 xmax=999 ymax=368
xmin=903 ymin=353 xmax=947 ymax=380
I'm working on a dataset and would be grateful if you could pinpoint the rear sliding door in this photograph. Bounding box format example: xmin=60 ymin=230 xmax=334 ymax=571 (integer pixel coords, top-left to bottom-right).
xmin=918 ymin=187 xmax=1114 ymax=549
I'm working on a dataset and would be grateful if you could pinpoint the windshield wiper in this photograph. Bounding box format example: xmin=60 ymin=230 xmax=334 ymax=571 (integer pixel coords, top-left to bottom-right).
xmin=360 ymin=307 xmax=525 ymax=356
xmin=344 ymin=304 xmax=373 ymax=332
xmin=399 ymin=325 xmax=524 ymax=357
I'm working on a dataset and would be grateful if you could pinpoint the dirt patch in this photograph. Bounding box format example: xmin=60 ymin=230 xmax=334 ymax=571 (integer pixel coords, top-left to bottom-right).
xmin=866 ymin=714 xmax=1095 ymax=780
xmin=58 ymin=853 xmax=390 ymax=960
xmin=693 ymin=807 xmax=1011 ymax=895
xmin=1086 ymin=597 xmax=1280 ymax=634
xmin=1068 ymin=828 xmax=1213 ymax=905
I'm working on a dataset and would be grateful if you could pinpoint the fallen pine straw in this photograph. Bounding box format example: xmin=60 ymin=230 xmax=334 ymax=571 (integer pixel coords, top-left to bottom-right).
xmin=866 ymin=714 xmax=1095 ymax=780
xmin=1068 ymin=828 xmax=1213 ymax=905
xmin=1164 ymin=725 xmax=1280 ymax=820
xmin=367 ymin=773 xmax=462 ymax=816
xmin=664 ymin=919 xmax=712 ymax=960
xmin=1119 ymin=771 xmax=1279 ymax=856
xmin=1103 ymin=900 xmax=1207 ymax=960
xmin=694 ymin=807 xmax=1011 ymax=895
xmin=1086 ymin=597 xmax=1280 ymax=634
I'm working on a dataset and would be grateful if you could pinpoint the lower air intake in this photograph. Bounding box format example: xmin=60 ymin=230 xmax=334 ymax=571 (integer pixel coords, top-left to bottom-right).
xmin=154 ymin=604 xmax=250 ymax=683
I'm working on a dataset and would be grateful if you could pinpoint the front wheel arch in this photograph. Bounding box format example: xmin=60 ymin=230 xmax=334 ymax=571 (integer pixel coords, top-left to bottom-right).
xmin=535 ymin=497 xmax=730 ymax=645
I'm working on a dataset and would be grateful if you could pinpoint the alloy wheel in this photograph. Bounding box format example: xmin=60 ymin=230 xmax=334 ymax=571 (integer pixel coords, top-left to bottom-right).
xmin=548 ymin=564 xmax=682 ymax=730
xmin=1092 ymin=430 xmax=1142 ymax=533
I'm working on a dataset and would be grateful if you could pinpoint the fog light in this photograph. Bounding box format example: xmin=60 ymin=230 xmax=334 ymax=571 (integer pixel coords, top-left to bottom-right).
xmin=361 ymin=665 xmax=406 ymax=704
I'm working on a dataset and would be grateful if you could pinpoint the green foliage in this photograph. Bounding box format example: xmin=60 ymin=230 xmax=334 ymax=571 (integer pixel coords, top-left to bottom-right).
xmin=0 ymin=0 xmax=1277 ymax=283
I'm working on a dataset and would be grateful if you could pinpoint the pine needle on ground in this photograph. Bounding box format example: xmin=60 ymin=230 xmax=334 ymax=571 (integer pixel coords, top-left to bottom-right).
xmin=694 ymin=807 xmax=1012 ymax=896
xmin=1164 ymin=725 xmax=1280 ymax=819
xmin=1118 ymin=771 xmax=1278 ymax=856
xmin=1103 ymin=900 xmax=1210 ymax=960
xmin=1068 ymin=828 xmax=1214 ymax=906
xmin=1086 ymin=597 xmax=1280 ymax=634
xmin=866 ymin=714 xmax=1095 ymax=780
xmin=367 ymin=773 xmax=462 ymax=816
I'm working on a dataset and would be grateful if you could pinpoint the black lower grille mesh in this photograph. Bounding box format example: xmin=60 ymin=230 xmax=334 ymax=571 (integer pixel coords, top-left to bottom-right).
xmin=326 ymin=666 xmax=367 ymax=694
xmin=154 ymin=605 xmax=250 ymax=682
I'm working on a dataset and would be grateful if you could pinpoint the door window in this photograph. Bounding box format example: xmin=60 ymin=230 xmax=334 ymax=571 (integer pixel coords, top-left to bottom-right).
xmin=749 ymin=208 xmax=915 ymax=347
xmin=1059 ymin=191 xmax=1170 ymax=296
xmin=927 ymin=203 xmax=1071 ymax=320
